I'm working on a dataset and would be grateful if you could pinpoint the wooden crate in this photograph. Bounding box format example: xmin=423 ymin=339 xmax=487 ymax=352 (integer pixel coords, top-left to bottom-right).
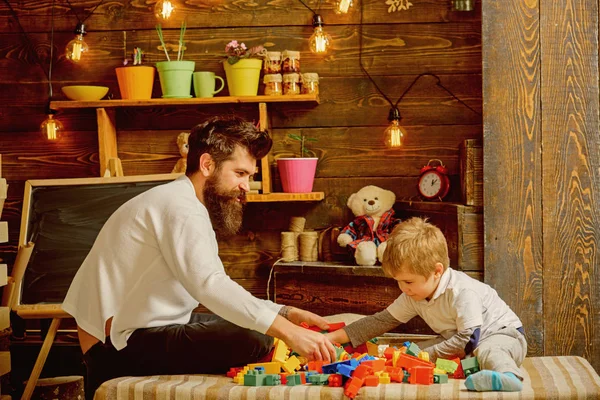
xmin=460 ymin=139 xmax=483 ymax=206
xmin=395 ymin=201 xmax=483 ymax=275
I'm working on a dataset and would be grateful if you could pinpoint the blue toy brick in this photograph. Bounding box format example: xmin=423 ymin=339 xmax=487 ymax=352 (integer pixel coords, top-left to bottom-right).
xmin=338 ymin=364 xmax=357 ymax=378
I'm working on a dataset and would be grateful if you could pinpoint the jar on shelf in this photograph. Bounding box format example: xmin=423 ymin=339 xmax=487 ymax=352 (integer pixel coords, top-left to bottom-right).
xmin=282 ymin=50 xmax=301 ymax=73
xmin=263 ymin=51 xmax=282 ymax=74
xmin=263 ymin=74 xmax=283 ymax=96
xmin=283 ymin=73 xmax=301 ymax=95
xmin=301 ymin=73 xmax=319 ymax=95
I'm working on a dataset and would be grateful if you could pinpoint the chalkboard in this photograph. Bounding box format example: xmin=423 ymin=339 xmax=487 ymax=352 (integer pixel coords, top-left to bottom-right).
xmin=17 ymin=174 xmax=179 ymax=309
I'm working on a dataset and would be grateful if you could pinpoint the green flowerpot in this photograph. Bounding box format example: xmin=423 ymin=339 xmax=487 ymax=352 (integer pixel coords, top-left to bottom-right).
xmin=156 ymin=60 xmax=196 ymax=98
xmin=223 ymin=58 xmax=263 ymax=96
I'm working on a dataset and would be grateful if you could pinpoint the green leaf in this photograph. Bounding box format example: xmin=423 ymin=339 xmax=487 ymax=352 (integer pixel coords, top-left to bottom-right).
xmin=227 ymin=56 xmax=240 ymax=65
xmin=288 ymin=134 xmax=302 ymax=141
xmin=305 ymin=138 xmax=318 ymax=142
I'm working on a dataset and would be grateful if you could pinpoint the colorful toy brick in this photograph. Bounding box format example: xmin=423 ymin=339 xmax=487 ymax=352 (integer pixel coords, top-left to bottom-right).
xmin=434 ymin=373 xmax=449 ymax=384
xmin=409 ymin=366 xmax=433 ymax=385
xmin=307 ymin=374 xmax=330 ymax=385
xmin=379 ymin=372 xmax=391 ymax=384
xmin=226 ymin=367 xmax=243 ymax=378
xmin=338 ymin=363 xmax=357 ymax=378
xmin=364 ymin=375 xmax=380 ymax=386
xmin=435 ymin=358 xmax=459 ymax=374
xmin=449 ymin=357 xmax=465 ymax=379
xmin=344 ymin=376 xmax=364 ymax=399
xmin=244 ymin=369 xmax=266 ymax=386
xmin=328 ymin=374 xmax=343 ymax=387
xmin=286 ymin=374 xmax=302 ymax=386
xmin=418 ymin=351 xmax=430 ymax=362
xmin=264 ymin=374 xmax=282 ymax=386
xmin=361 ymin=358 xmax=386 ymax=372
xmin=306 ymin=360 xmax=324 ymax=373
xmin=397 ymin=352 xmax=435 ymax=370
xmin=406 ymin=342 xmax=421 ymax=357
xmin=366 ymin=339 xmax=380 ymax=356
xmin=461 ymin=357 xmax=480 ymax=376
xmin=272 ymin=339 xmax=290 ymax=364
xmin=248 ymin=362 xmax=281 ymax=375
xmin=282 ymin=355 xmax=301 ymax=373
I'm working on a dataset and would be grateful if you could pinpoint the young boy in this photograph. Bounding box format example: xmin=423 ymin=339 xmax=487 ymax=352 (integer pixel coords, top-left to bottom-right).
xmin=325 ymin=217 xmax=527 ymax=392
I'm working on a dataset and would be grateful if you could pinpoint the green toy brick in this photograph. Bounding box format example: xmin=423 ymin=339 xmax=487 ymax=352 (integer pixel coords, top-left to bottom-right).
xmin=435 ymin=358 xmax=459 ymax=373
xmin=406 ymin=342 xmax=421 ymax=357
xmin=244 ymin=369 xmax=266 ymax=386
xmin=308 ymin=374 xmax=330 ymax=385
xmin=434 ymin=374 xmax=449 ymax=384
xmin=286 ymin=374 xmax=302 ymax=386
xmin=461 ymin=357 xmax=480 ymax=376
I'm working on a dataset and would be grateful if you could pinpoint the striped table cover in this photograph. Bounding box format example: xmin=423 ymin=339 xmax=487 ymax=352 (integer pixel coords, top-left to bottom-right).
xmin=94 ymin=356 xmax=600 ymax=400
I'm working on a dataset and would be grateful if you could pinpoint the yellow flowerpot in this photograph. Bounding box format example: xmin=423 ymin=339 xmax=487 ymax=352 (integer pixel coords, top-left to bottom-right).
xmin=115 ymin=66 xmax=155 ymax=100
xmin=223 ymin=58 xmax=263 ymax=96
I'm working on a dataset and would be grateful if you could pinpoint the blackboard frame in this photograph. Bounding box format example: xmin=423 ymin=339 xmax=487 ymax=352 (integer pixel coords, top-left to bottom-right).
xmin=14 ymin=173 xmax=180 ymax=319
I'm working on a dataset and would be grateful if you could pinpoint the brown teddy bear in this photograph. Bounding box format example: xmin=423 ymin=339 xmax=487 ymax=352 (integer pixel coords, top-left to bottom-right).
xmin=337 ymin=185 xmax=399 ymax=266
xmin=172 ymin=132 xmax=190 ymax=174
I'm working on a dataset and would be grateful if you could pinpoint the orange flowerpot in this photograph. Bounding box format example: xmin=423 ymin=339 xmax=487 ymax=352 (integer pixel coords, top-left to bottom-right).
xmin=115 ymin=66 xmax=155 ymax=99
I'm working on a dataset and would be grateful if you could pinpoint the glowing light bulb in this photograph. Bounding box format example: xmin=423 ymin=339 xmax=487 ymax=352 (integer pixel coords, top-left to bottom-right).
xmin=453 ymin=0 xmax=474 ymax=11
xmin=335 ymin=0 xmax=352 ymax=14
xmin=65 ymin=23 xmax=88 ymax=63
xmin=309 ymin=15 xmax=332 ymax=55
xmin=384 ymin=108 xmax=406 ymax=148
xmin=155 ymin=0 xmax=175 ymax=21
xmin=40 ymin=114 xmax=64 ymax=141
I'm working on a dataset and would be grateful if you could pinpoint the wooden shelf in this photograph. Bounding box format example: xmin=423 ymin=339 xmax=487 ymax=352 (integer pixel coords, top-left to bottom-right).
xmin=246 ymin=192 xmax=324 ymax=202
xmin=396 ymin=200 xmax=482 ymax=213
xmin=49 ymin=94 xmax=320 ymax=110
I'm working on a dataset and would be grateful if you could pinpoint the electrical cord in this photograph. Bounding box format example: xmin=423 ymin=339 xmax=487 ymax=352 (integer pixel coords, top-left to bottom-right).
xmin=65 ymin=0 xmax=106 ymax=24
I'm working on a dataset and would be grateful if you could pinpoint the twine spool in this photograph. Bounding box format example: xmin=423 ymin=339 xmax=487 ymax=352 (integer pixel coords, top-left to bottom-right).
xmin=299 ymin=231 xmax=318 ymax=261
xmin=281 ymin=231 xmax=299 ymax=261
xmin=289 ymin=216 xmax=306 ymax=233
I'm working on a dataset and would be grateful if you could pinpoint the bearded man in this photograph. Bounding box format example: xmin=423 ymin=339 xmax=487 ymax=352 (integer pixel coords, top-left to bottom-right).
xmin=63 ymin=116 xmax=335 ymax=399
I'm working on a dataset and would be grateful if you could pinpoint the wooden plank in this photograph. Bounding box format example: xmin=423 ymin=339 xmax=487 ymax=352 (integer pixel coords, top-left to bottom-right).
xmin=0 ymin=307 xmax=8 ymax=330
xmin=21 ymin=318 xmax=60 ymax=400
xmin=50 ymin=95 xmax=319 ymax=110
xmin=0 ymin=222 xmax=6 ymax=243
xmin=0 ymin=24 xmax=481 ymax=82
xmin=0 ymin=0 xmax=479 ymax=32
xmin=246 ymin=192 xmax=324 ymax=202
xmin=259 ymin=102 xmax=272 ymax=194
xmin=540 ymin=0 xmax=600 ymax=368
xmin=482 ymin=0 xmax=543 ymax=356
xmin=459 ymin=139 xmax=483 ymax=206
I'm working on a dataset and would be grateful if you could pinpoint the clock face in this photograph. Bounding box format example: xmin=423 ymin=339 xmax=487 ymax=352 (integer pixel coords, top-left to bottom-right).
xmin=418 ymin=171 xmax=444 ymax=198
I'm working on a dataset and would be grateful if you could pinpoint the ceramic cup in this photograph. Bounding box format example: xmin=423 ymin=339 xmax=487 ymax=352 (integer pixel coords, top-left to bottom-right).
xmin=193 ymin=71 xmax=225 ymax=98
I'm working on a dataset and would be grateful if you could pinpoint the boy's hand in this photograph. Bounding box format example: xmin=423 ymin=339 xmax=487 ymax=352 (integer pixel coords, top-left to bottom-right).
xmin=286 ymin=307 xmax=330 ymax=331
xmin=285 ymin=324 xmax=336 ymax=362
xmin=325 ymin=329 xmax=350 ymax=346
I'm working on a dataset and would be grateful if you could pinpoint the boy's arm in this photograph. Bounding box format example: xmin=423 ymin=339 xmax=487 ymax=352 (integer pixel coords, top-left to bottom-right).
xmin=325 ymin=310 xmax=401 ymax=347
xmin=422 ymin=326 xmax=479 ymax=362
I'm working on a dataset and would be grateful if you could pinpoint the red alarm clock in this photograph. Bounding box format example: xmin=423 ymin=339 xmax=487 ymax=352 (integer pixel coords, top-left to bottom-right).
xmin=417 ymin=159 xmax=450 ymax=200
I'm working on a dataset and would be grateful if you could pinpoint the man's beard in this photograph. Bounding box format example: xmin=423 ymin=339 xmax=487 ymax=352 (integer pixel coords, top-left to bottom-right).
xmin=203 ymin=173 xmax=246 ymax=237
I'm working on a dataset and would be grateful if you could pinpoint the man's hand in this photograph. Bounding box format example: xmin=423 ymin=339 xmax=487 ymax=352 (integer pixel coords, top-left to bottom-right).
xmin=285 ymin=323 xmax=337 ymax=362
xmin=285 ymin=307 xmax=330 ymax=331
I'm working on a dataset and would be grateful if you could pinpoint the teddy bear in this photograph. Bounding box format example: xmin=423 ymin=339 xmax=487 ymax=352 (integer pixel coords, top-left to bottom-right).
xmin=337 ymin=185 xmax=399 ymax=266
xmin=172 ymin=132 xmax=190 ymax=174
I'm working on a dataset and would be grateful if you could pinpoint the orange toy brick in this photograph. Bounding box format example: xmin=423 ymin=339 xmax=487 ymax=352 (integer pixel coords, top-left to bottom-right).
xmin=361 ymin=359 xmax=386 ymax=372
xmin=307 ymin=360 xmax=324 ymax=373
xmin=385 ymin=366 xmax=404 ymax=383
xmin=409 ymin=366 xmax=434 ymax=385
xmin=328 ymin=374 xmax=343 ymax=387
xmin=352 ymin=364 xmax=373 ymax=379
xmin=364 ymin=375 xmax=380 ymax=386
xmin=344 ymin=376 xmax=364 ymax=399
xmin=383 ymin=347 xmax=396 ymax=359
xmin=397 ymin=352 xmax=435 ymax=370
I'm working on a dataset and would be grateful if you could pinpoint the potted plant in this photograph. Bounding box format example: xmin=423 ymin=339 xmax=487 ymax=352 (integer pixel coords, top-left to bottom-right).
xmin=223 ymin=40 xmax=266 ymax=96
xmin=115 ymin=47 xmax=156 ymax=100
xmin=277 ymin=133 xmax=319 ymax=193
xmin=155 ymin=22 xmax=195 ymax=98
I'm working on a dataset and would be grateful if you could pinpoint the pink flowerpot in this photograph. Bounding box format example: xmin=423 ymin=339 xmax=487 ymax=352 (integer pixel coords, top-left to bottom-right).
xmin=277 ymin=158 xmax=318 ymax=193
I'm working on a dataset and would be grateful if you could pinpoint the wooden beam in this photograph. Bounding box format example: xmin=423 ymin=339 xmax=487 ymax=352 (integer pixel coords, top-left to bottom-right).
xmin=259 ymin=102 xmax=272 ymax=194
xmin=540 ymin=0 xmax=600 ymax=367
xmin=482 ymin=0 xmax=543 ymax=356
xmin=21 ymin=318 xmax=61 ymax=400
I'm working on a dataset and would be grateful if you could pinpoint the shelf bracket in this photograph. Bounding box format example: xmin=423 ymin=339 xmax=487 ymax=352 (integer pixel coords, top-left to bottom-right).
xmin=259 ymin=103 xmax=272 ymax=194
xmin=97 ymin=108 xmax=120 ymax=177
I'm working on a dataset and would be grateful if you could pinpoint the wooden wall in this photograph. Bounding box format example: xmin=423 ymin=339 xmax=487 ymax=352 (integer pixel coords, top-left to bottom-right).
xmin=483 ymin=0 xmax=600 ymax=372
xmin=0 ymin=0 xmax=482 ymax=296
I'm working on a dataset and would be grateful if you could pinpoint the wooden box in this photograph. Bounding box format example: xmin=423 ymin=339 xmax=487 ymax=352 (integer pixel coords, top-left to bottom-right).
xmin=460 ymin=139 xmax=483 ymax=206
xmin=395 ymin=201 xmax=483 ymax=278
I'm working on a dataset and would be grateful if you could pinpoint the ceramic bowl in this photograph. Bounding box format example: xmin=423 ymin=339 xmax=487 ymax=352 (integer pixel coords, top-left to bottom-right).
xmin=62 ymin=85 xmax=109 ymax=101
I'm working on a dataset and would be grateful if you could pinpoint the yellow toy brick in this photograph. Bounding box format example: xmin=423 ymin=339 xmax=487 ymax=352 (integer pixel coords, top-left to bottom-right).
xmin=282 ymin=355 xmax=301 ymax=374
xmin=366 ymin=341 xmax=379 ymax=356
xmin=418 ymin=351 xmax=430 ymax=362
xmin=233 ymin=367 xmax=249 ymax=384
xmin=248 ymin=362 xmax=281 ymax=375
xmin=379 ymin=372 xmax=391 ymax=384
xmin=433 ymin=368 xmax=447 ymax=375
xmin=392 ymin=350 xmax=401 ymax=367
xmin=272 ymin=339 xmax=290 ymax=364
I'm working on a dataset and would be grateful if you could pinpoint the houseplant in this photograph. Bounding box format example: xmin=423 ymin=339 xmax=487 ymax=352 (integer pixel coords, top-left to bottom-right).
xmin=155 ymin=22 xmax=195 ymax=98
xmin=277 ymin=133 xmax=319 ymax=193
xmin=115 ymin=47 xmax=155 ymax=99
xmin=223 ymin=40 xmax=266 ymax=96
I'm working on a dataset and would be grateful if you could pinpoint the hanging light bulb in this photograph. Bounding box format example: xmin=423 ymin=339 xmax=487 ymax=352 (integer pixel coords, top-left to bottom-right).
xmin=453 ymin=0 xmax=474 ymax=11
xmin=65 ymin=23 xmax=88 ymax=63
xmin=335 ymin=0 xmax=352 ymax=14
xmin=309 ymin=14 xmax=332 ymax=55
xmin=155 ymin=0 xmax=175 ymax=21
xmin=40 ymin=114 xmax=64 ymax=141
xmin=384 ymin=107 xmax=406 ymax=148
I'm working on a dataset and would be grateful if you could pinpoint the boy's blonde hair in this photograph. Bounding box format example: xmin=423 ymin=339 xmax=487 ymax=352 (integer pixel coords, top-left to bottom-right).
xmin=382 ymin=217 xmax=450 ymax=277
